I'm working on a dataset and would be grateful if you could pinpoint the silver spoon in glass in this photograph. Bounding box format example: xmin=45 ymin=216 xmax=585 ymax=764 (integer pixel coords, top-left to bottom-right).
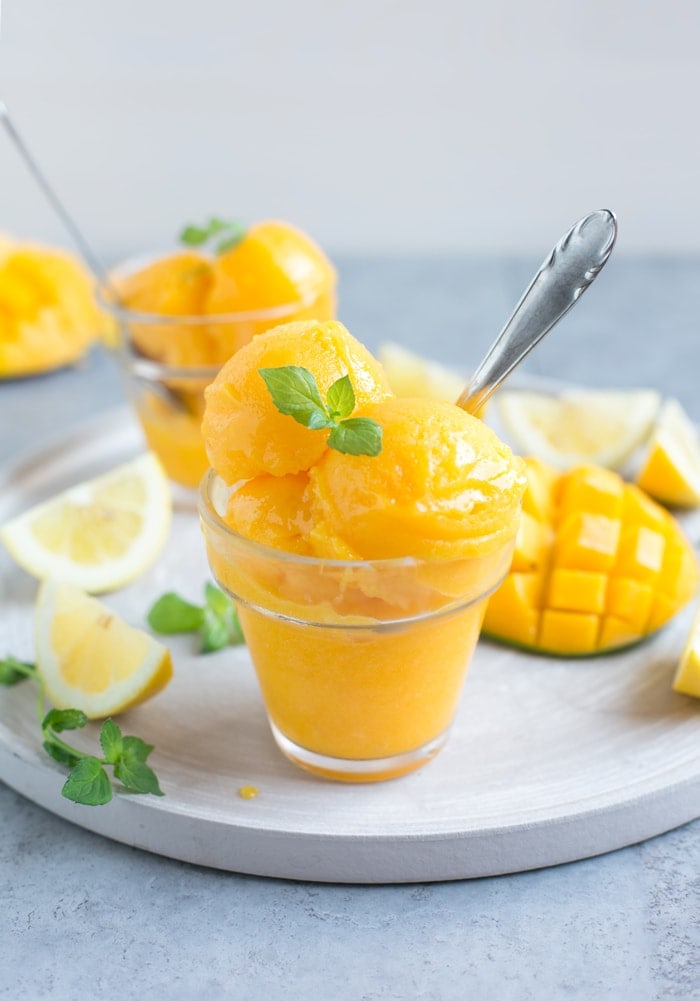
xmin=457 ymin=209 xmax=617 ymax=415
xmin=1 ymin=99 xmax=617 ymax=415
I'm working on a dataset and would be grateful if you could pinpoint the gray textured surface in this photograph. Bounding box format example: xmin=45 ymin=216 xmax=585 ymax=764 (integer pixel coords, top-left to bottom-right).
xmin=1 ymin=256 xmax=699 ymax=999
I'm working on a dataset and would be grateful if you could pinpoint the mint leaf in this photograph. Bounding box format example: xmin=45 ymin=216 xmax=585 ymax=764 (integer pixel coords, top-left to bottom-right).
xmin=260 ymin=365 xmax=383 ymax=456
xmin=0 ymin=655 xmax=34 ymax=686
xmin=146 ymin=583 xmax=244 ymax=653
xmin=113 ymin=735 xmax=163 ymax=796
xmin=258 ymin=366 xmax=331 ymax=429
xmin=179 ymin=225 xmax=209 ymax=246
xmin=43 ymin=740 xmax=82 ymax=769
xmin=328 ymin=417 xmax=383 ymax=457
xmin=204 ymin=582 xmax=230 ymax=617
xmin=148 ymin=593 xmax=205 ymax=634
xmin=326 ymin=375 xmax=355 ymax=420
xmin=42 ymin=708 xmax=88 ymax=733
xmin=216 ymin=227 xmax=246 ymax=255
xmin=202 ymin=583 xmax=244 ymax=651
xmin=99 ymin=719 xmax=123 ymax=764
xmin=62 ymin=757 xmax=113 ymax=806
xmin=180 ymin=218 xmax=246 ymax=254
xmin=201 ymin=606 xmax=231 ymax=653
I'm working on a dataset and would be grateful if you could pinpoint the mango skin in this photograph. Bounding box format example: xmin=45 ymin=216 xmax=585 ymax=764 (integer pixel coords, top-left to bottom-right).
xmin=482 ymin=458 xmax=699 ymax=657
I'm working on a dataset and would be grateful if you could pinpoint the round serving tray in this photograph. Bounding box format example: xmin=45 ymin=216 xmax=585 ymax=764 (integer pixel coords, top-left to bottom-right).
xmin=1 ymin=408 xmax=699 ymax=883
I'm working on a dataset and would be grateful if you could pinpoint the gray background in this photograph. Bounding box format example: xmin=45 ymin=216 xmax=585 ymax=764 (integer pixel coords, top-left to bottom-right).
xmin=1 ymin=1 xmax=700 ymax=258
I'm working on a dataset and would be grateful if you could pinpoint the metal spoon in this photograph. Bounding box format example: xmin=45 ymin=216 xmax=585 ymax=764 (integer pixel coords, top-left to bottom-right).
xmin=0 ymin=102 xmax=192 ymax=409
xmin=457 ymin=209 xmax=618 ymax=415
xmin=0 ymin=100 xmax=112 ymax=287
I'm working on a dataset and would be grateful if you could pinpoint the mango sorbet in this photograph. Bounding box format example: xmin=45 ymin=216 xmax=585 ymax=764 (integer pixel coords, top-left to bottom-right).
xmin=308 ymin=397 xmax=525 ymax=561
xmin=199 ymin=321 xmax=526 ymax=781
xmin=104 ymin=220 xmax=336 ymax=488
xmin=202 ymin=320 xmax=392 ymax=482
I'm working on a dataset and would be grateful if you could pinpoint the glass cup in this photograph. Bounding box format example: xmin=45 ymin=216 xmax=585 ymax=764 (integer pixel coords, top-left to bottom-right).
xmin=199 ymin=470 xmax=517 ymax=783
xmin=98 ymin=255 xmax=336 ymax=491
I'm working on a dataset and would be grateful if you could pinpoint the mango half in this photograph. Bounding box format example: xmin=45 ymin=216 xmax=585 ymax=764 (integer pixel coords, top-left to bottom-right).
xmin=482 ymin=458 xmax=699 ymax=656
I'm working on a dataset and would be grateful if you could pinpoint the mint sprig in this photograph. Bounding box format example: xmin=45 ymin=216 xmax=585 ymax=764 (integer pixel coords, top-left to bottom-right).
xmin=179 ymin=217 xmax=245 ymax=255
xmin=258 ymin=367 xmax=383 ymax=457
xmin=147 ymin=582 xmax=244 ymax=653
xmin=0 ymin=657 xmax=163 ymax=806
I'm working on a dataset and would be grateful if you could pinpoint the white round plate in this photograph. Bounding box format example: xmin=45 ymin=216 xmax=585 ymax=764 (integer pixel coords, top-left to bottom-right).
xmin=1 ymin=408 xmax=699 ymax=883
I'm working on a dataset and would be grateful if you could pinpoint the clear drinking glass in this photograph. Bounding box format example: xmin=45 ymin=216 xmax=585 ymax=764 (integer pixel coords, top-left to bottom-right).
xmin=199 ymin=469 xmax=517 ymax=782
xmin=98 ymin=255 xmax=336 ymax=491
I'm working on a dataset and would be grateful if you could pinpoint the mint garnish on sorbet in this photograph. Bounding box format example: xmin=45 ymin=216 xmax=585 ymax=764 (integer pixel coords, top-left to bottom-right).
xmin=179 ymin=217 xmax=245 ymax=255
xmin=259 ymin=366 xmax=383 ymax=457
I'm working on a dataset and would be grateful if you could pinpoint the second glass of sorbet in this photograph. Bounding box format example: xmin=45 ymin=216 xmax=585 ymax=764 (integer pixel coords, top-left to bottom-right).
xmin=199 ymin=469 xmax=518 ymax=782
xmin=98 ymin=225 xmax=336 ymax=491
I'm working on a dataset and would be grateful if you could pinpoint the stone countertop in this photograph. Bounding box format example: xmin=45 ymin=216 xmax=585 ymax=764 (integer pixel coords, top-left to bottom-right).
xmin=1 ymin=256 xmax=699 ymax=1000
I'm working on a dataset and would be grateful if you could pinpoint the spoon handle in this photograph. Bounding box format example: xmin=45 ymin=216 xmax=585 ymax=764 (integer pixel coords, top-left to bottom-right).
xmin=0 ymin=100 xmax=111 ymax=284
xmin=457 ymin=209 xmax=618 ymax=415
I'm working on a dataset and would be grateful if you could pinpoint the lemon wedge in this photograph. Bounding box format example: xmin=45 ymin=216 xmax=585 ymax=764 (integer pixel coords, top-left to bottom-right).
xmin=1 ymin=452 xmax=171 ymax=593
xmin=377 ymin=342 xmax=465 ymax=403
xmin=673 ymin=604 xmax=700 ymax=698
xmin=635 ymin=398 xmax=700 ymax=508
xmin=35 ymin=578 xmax=173 ymax=718
xmin=495 ymin=388 xmax=661 ymax=470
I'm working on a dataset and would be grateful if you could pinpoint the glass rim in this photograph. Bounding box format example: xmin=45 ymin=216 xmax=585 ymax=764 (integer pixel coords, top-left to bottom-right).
xmin=198 ymin=468 xmax=510 ymax=575
xmin=96 ymin=249 xmax=336 ymax=326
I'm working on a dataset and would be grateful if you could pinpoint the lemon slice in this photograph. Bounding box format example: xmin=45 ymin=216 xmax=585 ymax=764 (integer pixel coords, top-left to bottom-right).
xmin=377 ymin=342 xmax=465 ymax=403
xmin=1 ymin=452 xmax=171 ymax=593
xmin=635 ymin=398 xmax=700 ymax=508
xmin=35 ymin=578 xmax=173 ymax=718
xmin=496 ymin=388 xmax=661 ymax=470
xmin=673 ymin=603 xmax=700 ymax=698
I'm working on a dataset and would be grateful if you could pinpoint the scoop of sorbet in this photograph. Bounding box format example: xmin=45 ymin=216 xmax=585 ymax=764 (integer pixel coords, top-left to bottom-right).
xmin=307 ymin=396 xmax=526 ymax=560
xmin=202 ymin=319 xmax=392 ymax=483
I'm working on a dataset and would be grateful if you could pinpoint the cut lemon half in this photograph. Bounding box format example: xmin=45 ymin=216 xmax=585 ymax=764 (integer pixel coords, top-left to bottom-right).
xmin=496 ymin=387 xmax=661 ymax=470
xmin=635 ymin=398 xmax=700 ymax=508
xmin=36 ymin=578 xmax=173 ymax=718
xmin=673 ymin=603 xmax=700 ymax=698
xmin=1 ymin=452 xmax=171 ymax=593
xmin=377 ymin=342 xmax=466 ymax=403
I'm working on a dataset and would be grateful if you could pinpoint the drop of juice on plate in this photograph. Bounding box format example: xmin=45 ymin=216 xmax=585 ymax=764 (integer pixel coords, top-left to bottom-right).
xmin=237 ymin=785 xmax=259 ymax=800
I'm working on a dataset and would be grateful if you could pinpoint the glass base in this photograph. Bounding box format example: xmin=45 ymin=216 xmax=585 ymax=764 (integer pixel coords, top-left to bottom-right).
xmin=269 ymin=722 xmax=450 ymax=783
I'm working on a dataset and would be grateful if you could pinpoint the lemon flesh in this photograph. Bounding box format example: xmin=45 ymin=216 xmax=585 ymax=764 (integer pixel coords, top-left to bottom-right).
xmin=35 ymin=578 xmax=173 ymax=718
xmin=0 ymin=452 xmax=171 ymax=593
xmin=496 ymin=388 xmax=661 ymax=471
xmin=636 ymin=398 xmax=700 ymax=508
xmin=673 ymin=605 xmax=700 ymax=698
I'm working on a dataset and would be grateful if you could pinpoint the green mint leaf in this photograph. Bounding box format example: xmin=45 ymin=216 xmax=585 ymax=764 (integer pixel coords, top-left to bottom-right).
xmin=200 ymin=606 xmax=231 ymax=653
xmin=119 ymin=734 xmax=155 ymax=763
xmin=207 ymin=217 xmax=228 ymax=234
xmin=326 ymin=375 xmax=355 ymax=420
xmin=147 ymin=593 xmax=205 ymax=634
xmin=42 ymin=708 xmax=88 ymax=733
xmin=113 ymin=735 xmax=163 ymax=796
xmin=62 ymin=757 xmax=113 ymax=806
xmin=180 ymin=218 xmax=246 ymax=253
xmin=43 ymin=740 xmax=82 ymax=769
xmin=0 ymin=655 xmax=34 ymax=686
xmin=215 ymin=227 xmax=246 ymax=255
xmin=226 ymin=605 xmax=245 ymax=646
xmin=258 ymin=366 xmax=332 ymax=429
xmin=328 ymin=417 xmax=383 ymax=457
xmin=204 ymin=584 xmax=245 ymax=647
xmin=99 ymin=719 xmax=123 ymax=764
xmin=179 ymin=225 xmax=209 ymax=246
xmin=114 ymin=758 xmax=163 ymax=796
xmin=204 ymin=582 xmax=230 ymax=617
